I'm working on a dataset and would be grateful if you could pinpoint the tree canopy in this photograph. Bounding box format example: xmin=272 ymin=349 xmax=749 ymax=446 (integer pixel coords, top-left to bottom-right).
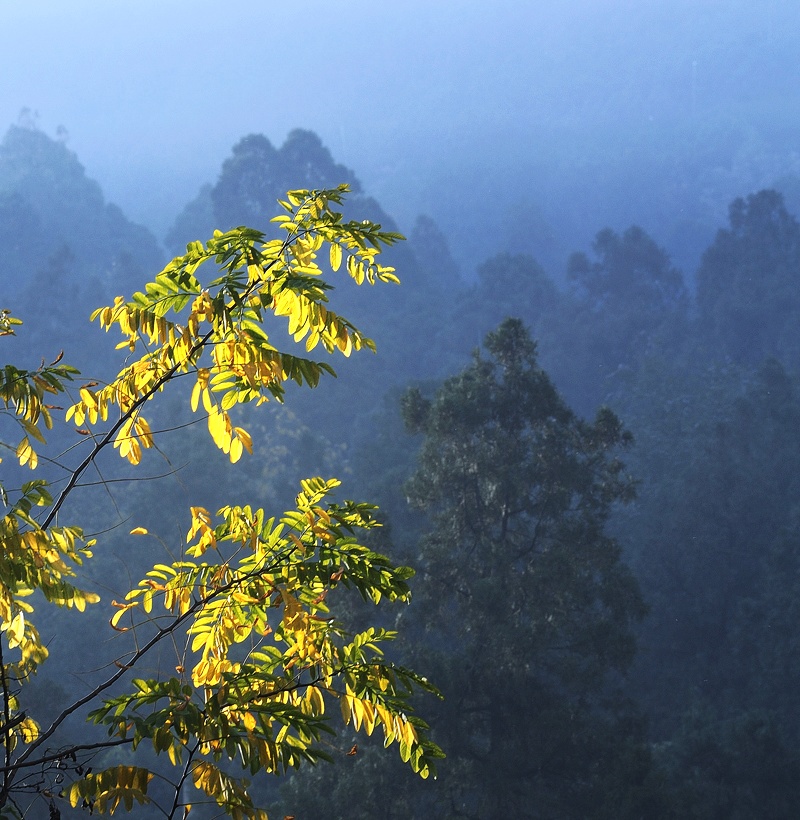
xmin=393 ymin=319 xmax=658 ymax=818
xmin=0 ymin=186 xmax=442 ymax=819
xmin=697 ymin=189 xmax=800 ymax=365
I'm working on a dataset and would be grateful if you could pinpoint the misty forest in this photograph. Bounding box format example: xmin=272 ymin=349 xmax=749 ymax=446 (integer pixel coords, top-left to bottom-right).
xmin=3 ymin=2 xmax=800 ymax=818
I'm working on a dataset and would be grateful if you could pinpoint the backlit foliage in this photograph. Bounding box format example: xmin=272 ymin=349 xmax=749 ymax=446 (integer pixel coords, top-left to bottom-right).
xmin=0 ymin=187 xmax=441 ymax=819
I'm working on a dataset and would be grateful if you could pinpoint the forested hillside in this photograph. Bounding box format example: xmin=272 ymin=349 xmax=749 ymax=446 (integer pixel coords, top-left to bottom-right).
xmin=3 ymin=121 xmax=800 ymax=818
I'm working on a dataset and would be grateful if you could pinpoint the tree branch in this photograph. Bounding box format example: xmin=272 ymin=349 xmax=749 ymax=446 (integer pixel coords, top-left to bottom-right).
xmin=41 ymin=329 xmax=215 ymax=531
xmin=166 ymin=743 xmax=198 ymax=820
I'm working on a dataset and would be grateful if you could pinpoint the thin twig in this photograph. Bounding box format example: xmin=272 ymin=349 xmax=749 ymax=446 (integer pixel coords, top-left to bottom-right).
xmin=166 ymin=743 xmax=198 ymax=820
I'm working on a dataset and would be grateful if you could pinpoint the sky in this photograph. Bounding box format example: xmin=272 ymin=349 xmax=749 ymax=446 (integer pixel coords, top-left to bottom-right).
xmin=1 ymin=0 xmax=798 ymax=272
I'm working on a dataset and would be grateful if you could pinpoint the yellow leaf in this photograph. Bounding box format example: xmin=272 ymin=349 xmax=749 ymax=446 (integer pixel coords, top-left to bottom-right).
xmin=306 ymin=685 xmax=325 ymax=715
xmin=130 ymin=527 xmax=148 ymax=536
xmin=207 ymin=406 xmax=232 ymax=453
xmin=19 ymin=716 xmax=39 ymax=743
xmin=134 ymin=416 xmax=154 ymax=448
xmin=111 ymin=605 xmax=133 ymax=630
xmin=6 ymin=612 xmax=24 ymax=648
xmin=329 ymin=243 xmax=342 ymax=272
xmin=79 ymin=386 xmax=98 ymax=410
xmin=192 ymin=367 xmax=210 ymax=412
xmin=16 ymin=437 xmax=38 ymax=470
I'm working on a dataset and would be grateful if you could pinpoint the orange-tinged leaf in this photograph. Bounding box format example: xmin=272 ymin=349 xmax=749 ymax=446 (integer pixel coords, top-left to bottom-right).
xmin=234 ymin=426 xmax=253 ymax=455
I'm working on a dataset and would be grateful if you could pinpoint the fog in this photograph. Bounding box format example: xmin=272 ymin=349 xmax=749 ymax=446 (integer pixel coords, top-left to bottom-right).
xmin=3 ymin=0 xmax=799 ymax=273
xmin=4 ymin=3 xmax=800 ymax=818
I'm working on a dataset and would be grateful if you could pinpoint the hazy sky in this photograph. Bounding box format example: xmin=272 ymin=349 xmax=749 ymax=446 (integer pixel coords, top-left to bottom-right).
xmin=1 ymin=1 xmax=796 ymax=268
xmin=5 ymin=0 xmax=563 ymax=228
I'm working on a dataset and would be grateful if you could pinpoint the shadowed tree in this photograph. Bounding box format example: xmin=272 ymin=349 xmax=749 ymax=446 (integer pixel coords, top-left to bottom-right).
xmin=167 ymin=131 xmax=361 ymax=253
xmin=397 ymin=318 xmax=664 ymax=819
xmin=546 ymin=225 xmax=688 ymax=413
xmin=0 ymin=126 xmax=162 ymax=283
xmin=697 ymin=189 xmax=800 ymax=365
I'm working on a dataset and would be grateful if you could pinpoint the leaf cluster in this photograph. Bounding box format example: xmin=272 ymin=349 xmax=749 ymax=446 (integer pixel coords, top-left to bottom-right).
xmin=0 ymin=188 xmax=439 ymax=818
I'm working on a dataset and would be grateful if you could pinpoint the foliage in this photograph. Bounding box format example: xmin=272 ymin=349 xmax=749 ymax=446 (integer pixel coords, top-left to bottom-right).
xmin=569 ymin=226 xmax=685 ymax=315
xmin=554 ymin=226 xmax=689 ymax=413
xmin=696 ymin=189 xmax=800 ymax=365
xmin=11 ymin=114 xmax=800 ymax=816
xmin=452 ymin=252 xmax=560 ymax=362
xmin=0 ymin=187 xmax=442 ymax=819
xmin=402 ymin=318 xmax=644 ymax=669
xmin=394 ymin=318 xmax=658 ymax=818
xmin=165 ymin=131 xmax=456 ymax=448
xmin=604 ymin=337 xmax=800 ymax=814
xmin=617 ymin=355 xmax=800 ymax=733
xmin=657 ymin=711 xmax=800 ymax=819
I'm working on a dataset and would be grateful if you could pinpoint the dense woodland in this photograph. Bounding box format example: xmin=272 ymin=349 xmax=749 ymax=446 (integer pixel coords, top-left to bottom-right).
xmin=3 ymin=121 xmax=800 ymax=818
